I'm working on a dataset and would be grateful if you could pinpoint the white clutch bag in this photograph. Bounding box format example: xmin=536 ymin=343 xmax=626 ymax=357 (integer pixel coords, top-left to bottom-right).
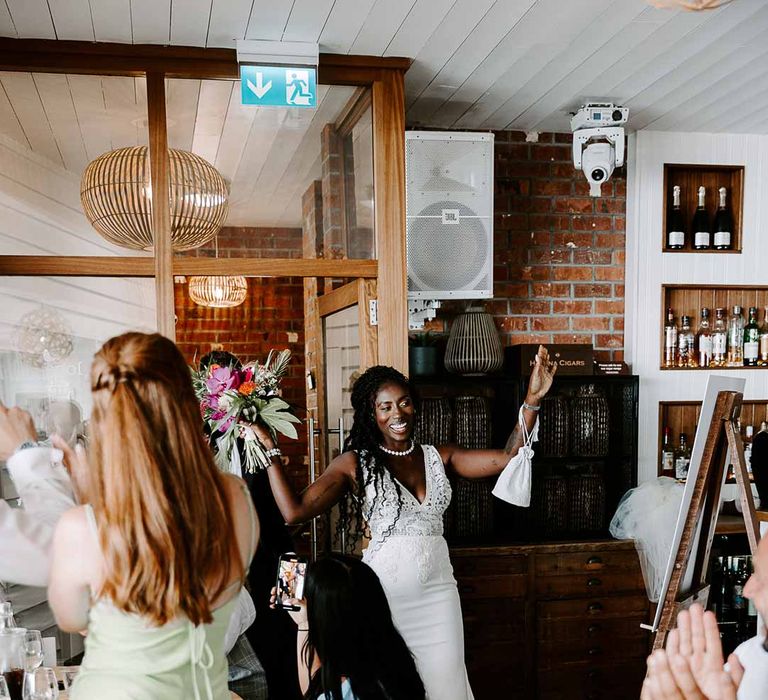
xmin=492 ymin=406 xmax=538 ymax=508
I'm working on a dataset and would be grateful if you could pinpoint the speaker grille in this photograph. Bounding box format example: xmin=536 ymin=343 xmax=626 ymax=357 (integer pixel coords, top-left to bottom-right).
xmin=405 ymin=132 xmax=493 ymax=300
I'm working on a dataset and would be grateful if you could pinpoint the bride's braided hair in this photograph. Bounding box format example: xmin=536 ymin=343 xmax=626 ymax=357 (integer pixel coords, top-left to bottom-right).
xmin=335 ymin=365 xmax=412 ymax=553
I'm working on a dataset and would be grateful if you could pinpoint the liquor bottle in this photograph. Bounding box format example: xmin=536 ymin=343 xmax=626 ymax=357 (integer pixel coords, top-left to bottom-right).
xmin=664 ymin=308 xmax=678 ymax=368
xmin=745 ymin=425 xmax=754 ymax=474
xmin=661 ymin=426 xmax=674 ymax=473
xmin=677 ymin=315 xmax=696 ymax=367
xmin=667 ymin=185 xmax=685 ymax=249
xmin=720 ymin=556 xmax=734 ymax=619
xmin=692 ymin=186 xmax=710 ymax=250
xmin=675 ymin=433 xmax=691 ymax=480
xmin=713 ymin=186 xmax=733 ymax=250
xmin=727 ymin=305 xmax=745 ymax=367
xmin=696 ymin=307 xmax=713 ymax=368
xmin=744 ymin=306 xmax=760 ymax=366
xmin=712 ymin=307 xmax=728 ymax=367
xmin=732 ymin=557 xmax=749 ymax=639
xmin=759 ymin=306 xmax=768 ymax=366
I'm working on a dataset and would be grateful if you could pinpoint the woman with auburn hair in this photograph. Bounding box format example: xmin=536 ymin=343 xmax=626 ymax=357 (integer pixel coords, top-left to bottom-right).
xmin=47 ymin=332 xmax=259 ymax=700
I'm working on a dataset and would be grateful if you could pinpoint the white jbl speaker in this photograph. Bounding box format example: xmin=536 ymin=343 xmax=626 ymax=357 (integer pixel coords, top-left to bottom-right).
xmin=406 ymin=131 xmax=494 ymax=300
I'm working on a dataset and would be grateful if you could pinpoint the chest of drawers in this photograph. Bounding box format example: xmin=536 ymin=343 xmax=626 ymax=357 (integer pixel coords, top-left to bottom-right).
xmin=451 ymin=540 xmax=650 ymax=700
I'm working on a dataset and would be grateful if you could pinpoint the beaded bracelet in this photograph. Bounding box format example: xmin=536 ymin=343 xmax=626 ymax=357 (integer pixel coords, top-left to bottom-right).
xmin=523 ymin=402 xmax=541 ymax=412
xmin=265 ymin=447 xmax=282 ymax=459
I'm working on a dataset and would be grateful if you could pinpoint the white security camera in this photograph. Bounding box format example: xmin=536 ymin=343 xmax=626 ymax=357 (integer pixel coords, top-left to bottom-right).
xmin=571 ymin=103 xmax=627 ymax=197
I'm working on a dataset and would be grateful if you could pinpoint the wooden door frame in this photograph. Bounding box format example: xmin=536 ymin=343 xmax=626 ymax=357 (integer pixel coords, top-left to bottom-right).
xmin=0 ymin=38 xmax=409 ymax=369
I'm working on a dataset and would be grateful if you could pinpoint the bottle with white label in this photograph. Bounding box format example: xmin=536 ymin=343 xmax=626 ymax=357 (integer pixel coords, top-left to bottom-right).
xmin=692 ymin=186 xmax=710 ymax=250
xmin=675 ymin=433 xmax=691 ymax=480
xmin=743 ymin=306 xmax=759 ymax=366
xmin=661 ymin=426 xmax=674 ymax=473
xmin=664 ymin=308 xmax=678 ymax=368
xmin=667 ymin=185 xmax=685 ymax=249
xmin=696 ymin=308 xmax=713 ymax=368
xmin=745 ymin=425 xmax=754 ymax=473
xmin=713 ymin=186 xmax=732 ymax=250
xmin=677 ymin=315 xmax=696 ymax=367
xmin=759 ymin=306 xmax=768 ymax=366
xmin=712 ymin=307 xmax=728 ymax=367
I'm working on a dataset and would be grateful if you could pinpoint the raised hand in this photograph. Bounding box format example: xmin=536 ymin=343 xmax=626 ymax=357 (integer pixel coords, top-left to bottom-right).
xmin=0 ymin=403 xmax=37 ymax=460
xmin=51 ymin=434 xmax=89 ymax=501
xmin=525 ymin=345 xmax=557 ymax=403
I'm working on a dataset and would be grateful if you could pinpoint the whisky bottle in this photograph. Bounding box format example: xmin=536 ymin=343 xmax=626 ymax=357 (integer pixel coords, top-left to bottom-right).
xmin=727 ymin=305 xmax=745 ymax=366
xmin=759 ymin=306 xmax=768 ymax=366
xmin=712 ymin=307 xmax=728 ymax=367
xmin=675 ymin=433 xmax=691 ymax=480
xmin=664 ymin=308 xmax=678 ymax=368
xmin=696 ymin=307 xmax=713 ymax=368
xmin=661 ymin=426 xmax=674 ymax=473
xmin=678 ymin=315 xmax=696 ymax=367
xmin=744 ymin=306 xmax=760 ymax=366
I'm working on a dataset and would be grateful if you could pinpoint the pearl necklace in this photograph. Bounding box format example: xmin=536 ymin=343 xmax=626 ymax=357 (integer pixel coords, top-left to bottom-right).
xmin=378 ymin=441 xmax=415 ymax=456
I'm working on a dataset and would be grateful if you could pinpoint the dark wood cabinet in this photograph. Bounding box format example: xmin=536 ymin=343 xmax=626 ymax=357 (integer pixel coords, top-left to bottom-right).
xmin=452 ymin=540 xmax=650 ymax=700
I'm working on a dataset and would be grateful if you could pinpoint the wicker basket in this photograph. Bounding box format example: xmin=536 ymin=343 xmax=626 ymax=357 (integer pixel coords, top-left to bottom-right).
xmin=570 ymin=384 xmax=610 ymax=457
xmin=567 ymin=472 xmax=606 ymax=532
xmin=539 ymin=395 xmax=569 ymax=458
xmin=416 ymin=397 xmax=453 ymax=446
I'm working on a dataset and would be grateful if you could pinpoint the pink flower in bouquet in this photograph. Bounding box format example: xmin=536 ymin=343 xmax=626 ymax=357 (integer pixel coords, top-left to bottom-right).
xmin=243 ymin=366 xmax=255 ymax=382
xmin=206 ymin=366 xmax=241 ymax=395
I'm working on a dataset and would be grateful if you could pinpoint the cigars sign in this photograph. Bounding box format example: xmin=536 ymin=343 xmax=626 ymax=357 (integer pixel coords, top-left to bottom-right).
xmin=506 ymin=344 xmax=594 ymax=376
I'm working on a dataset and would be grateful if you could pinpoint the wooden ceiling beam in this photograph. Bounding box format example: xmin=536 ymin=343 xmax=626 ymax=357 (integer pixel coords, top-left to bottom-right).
xmin=0 ymin=38 xmax=410 ymax=81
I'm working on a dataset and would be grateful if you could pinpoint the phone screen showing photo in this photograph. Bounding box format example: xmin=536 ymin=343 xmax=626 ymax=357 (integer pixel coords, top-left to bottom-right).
xmin=276 ymin=555 xmax=307 ymax=608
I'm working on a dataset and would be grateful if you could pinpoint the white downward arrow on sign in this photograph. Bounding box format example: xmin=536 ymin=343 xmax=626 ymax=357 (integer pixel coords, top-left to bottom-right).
xmin=247 ymin=72 xmax=272 ymax=99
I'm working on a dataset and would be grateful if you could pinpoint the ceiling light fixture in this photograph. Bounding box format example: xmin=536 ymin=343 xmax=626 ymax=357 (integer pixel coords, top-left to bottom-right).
xmin=80 ymin=147 xmax=229 ymax=251
xmin=649 ymin=0 xmax=733 ymax=10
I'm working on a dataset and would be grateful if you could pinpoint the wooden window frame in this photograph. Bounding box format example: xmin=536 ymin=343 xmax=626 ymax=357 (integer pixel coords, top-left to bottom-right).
xmin=0 ymin=39 xmax=409 ymax=370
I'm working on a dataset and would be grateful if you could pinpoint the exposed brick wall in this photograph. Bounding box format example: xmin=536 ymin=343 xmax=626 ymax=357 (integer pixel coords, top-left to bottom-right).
xmin=432 ymin=131 xmax=626 ymax=362
xmin=174 ymin=227 xmax=309 ymax=491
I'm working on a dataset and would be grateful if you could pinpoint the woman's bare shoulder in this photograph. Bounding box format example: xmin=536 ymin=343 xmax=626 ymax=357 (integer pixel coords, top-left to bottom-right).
xmin=328 ymin=450 xmax=359 ymax=479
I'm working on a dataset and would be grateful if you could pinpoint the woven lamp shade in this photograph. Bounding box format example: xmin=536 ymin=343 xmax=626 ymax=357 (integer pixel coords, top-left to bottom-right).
xmin=188 ymin=276 xmax=248 ymax=308
xmin=80 ymin=146 xmax=229 ymax=251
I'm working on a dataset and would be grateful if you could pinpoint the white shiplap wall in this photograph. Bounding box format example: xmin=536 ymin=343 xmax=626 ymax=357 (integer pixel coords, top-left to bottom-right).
xmin=626 ymin=130 xmax=768 ymax=484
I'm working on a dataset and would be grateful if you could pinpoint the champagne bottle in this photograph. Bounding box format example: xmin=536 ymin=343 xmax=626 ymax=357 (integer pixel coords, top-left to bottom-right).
xmin=664 ymin=308 xmax=678 ymax=368
xmin=696 ymin=307 xmax=713 ymax=368
xmin=744 ymin=306 xmax=760 ymax=366
xmin=692 ymin=186 xmax=710 ymax=250
xmin=667 ymin=185 xmax=685 ymax=249
xmin=713 ymin=186 xmax=732 ymax=250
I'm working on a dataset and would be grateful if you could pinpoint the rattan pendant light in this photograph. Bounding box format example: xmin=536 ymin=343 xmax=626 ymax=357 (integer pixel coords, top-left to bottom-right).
xmin=649 ymin=0 xmax=733 ymax=9
xmin=188 ymin=275 xmax=248 ymax=308
xmin=80 ymin=146 xmax=229 ymax=251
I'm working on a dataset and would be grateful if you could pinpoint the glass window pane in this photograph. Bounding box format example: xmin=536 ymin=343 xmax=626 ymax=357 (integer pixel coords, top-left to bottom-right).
xmin=0 ymin=276 xmax=155 ymax=503
xmin=166 ymin=79 xmax=375 ymax=261
xmin=0 ymin=73 xmax=151 ymax=256
xmin=343 ymin=103 xmax=374 ymax=259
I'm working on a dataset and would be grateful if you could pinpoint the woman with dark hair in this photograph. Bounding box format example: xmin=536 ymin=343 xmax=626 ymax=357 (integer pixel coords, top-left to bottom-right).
xmin=251 ymin=345 xmax=556 ymax=699
xmin=275 ymin=555 xmax=425 ymax=700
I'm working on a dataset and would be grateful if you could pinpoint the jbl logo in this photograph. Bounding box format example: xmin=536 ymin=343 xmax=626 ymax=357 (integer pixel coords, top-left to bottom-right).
xmin=442 ymin=209 xmax=460 ymax=225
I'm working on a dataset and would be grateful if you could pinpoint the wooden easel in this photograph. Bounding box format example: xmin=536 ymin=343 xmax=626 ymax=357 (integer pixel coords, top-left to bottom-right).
xmin=653 ymin=390 xmax=760 ymax=650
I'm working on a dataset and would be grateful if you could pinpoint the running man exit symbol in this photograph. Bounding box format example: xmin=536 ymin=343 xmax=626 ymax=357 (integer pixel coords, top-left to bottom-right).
xmin=240 ymin=65 xmax=317 ymax=108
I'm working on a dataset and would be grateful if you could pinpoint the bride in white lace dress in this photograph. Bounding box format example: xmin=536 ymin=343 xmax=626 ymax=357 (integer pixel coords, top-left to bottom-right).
xmin=253 ymin=346 xmax=556 ymax=700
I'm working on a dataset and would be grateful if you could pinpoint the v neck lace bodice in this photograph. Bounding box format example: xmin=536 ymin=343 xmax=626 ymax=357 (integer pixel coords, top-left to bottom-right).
xmin=360 ymin=444 xmax=452 ymax=549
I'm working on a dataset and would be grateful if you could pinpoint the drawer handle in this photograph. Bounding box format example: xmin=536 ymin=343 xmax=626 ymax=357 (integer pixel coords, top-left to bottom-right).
xmin=587 ymin=647 xmax=602 ymax=657
xmin=587 ymin=602 xmax=603 ymax=613
xmin=587 ymin=624 xmax=601 ymax=635
xmin=587 ymin=578 xmax=602 ymax=587
xmin=586 ymin=556 xmax=603 ymax=568
xmin=587 ymin=670 xmax=600 ymax=681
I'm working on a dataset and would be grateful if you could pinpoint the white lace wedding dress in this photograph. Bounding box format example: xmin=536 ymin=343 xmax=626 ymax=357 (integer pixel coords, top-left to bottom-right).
xmin=360 ymin=445 xmax=474 ymax=700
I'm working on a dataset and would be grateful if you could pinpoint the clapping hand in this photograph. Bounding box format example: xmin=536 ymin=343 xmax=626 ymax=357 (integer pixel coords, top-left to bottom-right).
xmin=525 ymin=345 xmax=557 ymax=403
xmin=641 ymin=604 xmax=743 ymax=700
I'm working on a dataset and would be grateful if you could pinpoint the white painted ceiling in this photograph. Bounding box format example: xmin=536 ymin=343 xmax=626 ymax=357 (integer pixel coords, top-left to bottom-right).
xmin=1 ymin=0 xmax=768 ymax=134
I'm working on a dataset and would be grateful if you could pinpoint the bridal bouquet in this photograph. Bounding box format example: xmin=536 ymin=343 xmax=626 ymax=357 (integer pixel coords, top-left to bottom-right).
xmin=192 ymin=349 xmax=301 ymax=474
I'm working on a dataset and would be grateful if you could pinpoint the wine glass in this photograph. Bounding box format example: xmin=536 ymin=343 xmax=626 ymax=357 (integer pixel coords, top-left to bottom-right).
xmin=22 ymin=631 xmax=43 ymax=673
xmin=21 ymin=667 xmax=58 ymax=700
xmin=0 ymin=676 xmax=10 ymax=700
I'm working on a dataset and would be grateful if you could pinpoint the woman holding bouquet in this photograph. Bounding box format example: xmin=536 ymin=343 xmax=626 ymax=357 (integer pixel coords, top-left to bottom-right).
xmin=249 ymin=345 xmax=557 ymax=700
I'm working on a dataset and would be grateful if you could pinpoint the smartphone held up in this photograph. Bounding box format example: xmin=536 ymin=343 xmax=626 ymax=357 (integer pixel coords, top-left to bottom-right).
xmin=275 ymin=553 xmax=308 ymax=611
